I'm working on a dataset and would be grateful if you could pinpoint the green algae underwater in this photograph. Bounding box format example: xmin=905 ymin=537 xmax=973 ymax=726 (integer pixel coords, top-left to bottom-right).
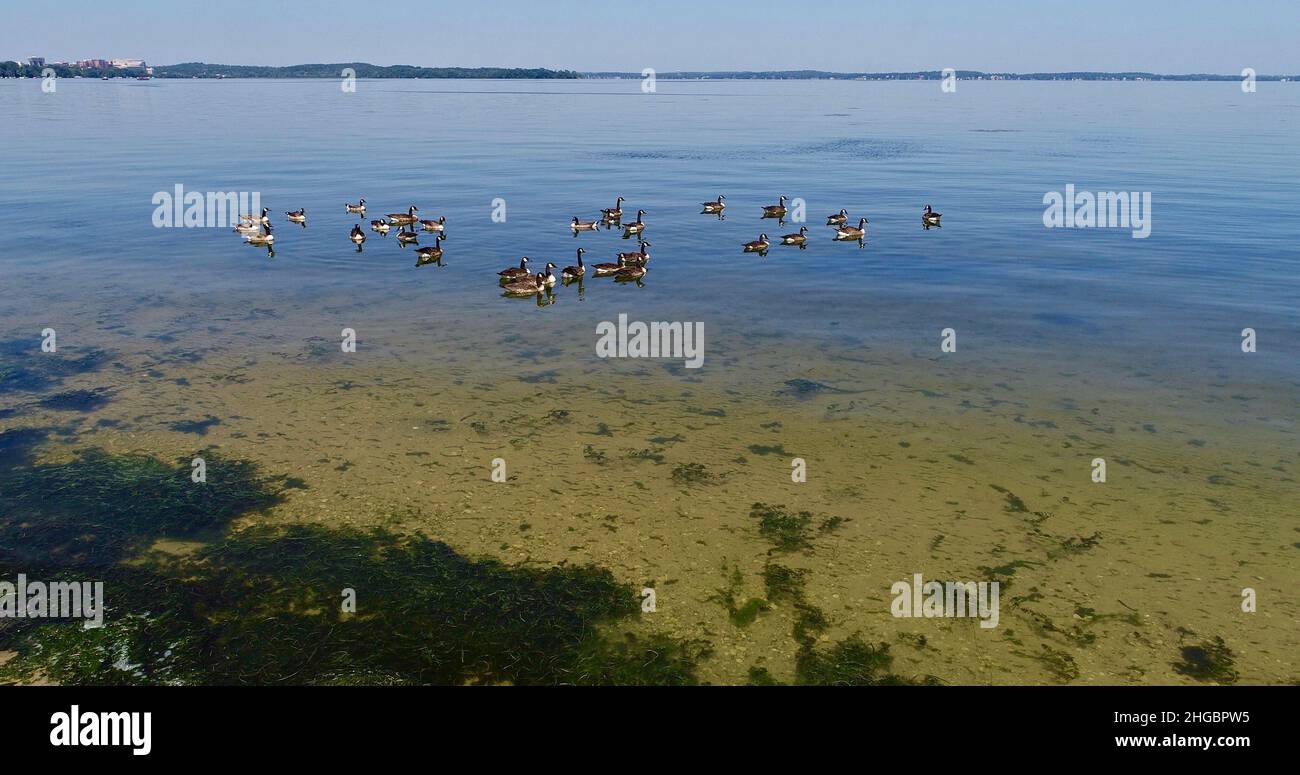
xmin=0 ymin=426 xmax=930 ymax=686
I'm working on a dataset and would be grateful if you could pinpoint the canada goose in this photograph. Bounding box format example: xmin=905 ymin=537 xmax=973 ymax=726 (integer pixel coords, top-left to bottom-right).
xmin=542 ymin=262 xmax=558 ymax=287
xmin=826 ymin=208 xmax=848 ymax=225
xmin=244 ymin=223 xmax=274 ymax=245
xmin=623 ymin=210 xmax=647 ymax=236
xmin=498 ymin=257 xmax=531 ymax=280
xmin=286 ymin=208 xmax=306 ymax=223
xmin=762 ymin=196 xmax=788 ymax=217
xmin=592 ymin=256 xmax=625 ymax=276
xmin=233 ymin=221 xmax=262 ymax=235
xmin=419 ymin=215 xmax=447 ymax=232
xmin=350 ymin=224 xmax=366 ymax=243
xmin=601 ymin=196 xmax=625 ymax=220
xmin=415 ymin=236 xmax=444 ymax=264
xmin=502 ymin=272 xmax=545 ymax=296
xmin=618 ymin=240 xmax=651 ymax=264
xmin=614 ymin=264 xmax=647 ymax=281
xmin=387 ymin=205 xmax=419 ymax=225
xmin=571 ymin=216 xmax=600 ymax=232
xmin=743 ymin=233 xmax=770 ymax=253
xmin=370 ymin=219 xmax=390 ymax=234
xmin=922 ymin=204 xmax=942 ymax=224
xmin=702 ymin=195 xmax=726 ymax=213
xmin=346 ymin=198 xmax=366 ymax=214
xmin=782 ymin=226 xmax=809 ymax=245
xmin=240 ymin=207 xmax=271 ymax=226
xmin=562 ymin=248 xmax=586 ymax=280
xmin=835 ymin=218 xmax=868 ymax=240
xmin=396 ymin=228 xmax=419 ymax=245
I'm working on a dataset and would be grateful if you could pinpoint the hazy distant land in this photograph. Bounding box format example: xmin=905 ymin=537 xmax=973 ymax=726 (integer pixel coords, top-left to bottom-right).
xmin=2 ymin=61 xmax=1295 ymax=81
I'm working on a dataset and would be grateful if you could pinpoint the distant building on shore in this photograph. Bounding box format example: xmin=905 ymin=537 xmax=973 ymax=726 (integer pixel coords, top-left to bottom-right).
xmin=110 ymin=58 xmax=146 ymax=69
xmin=27 ymin=56 xmax=45 ymax=68
xmin=78 ymin=59 xmax=111 ymax=69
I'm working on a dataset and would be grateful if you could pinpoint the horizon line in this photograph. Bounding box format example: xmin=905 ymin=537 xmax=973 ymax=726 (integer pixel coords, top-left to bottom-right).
xmin=7 ymin=60 xmax=1299 ymax=80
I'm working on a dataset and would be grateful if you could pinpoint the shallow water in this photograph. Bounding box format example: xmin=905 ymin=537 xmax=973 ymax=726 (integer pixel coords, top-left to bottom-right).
xmin=1 ymin=78 xmax=1297 ymax=684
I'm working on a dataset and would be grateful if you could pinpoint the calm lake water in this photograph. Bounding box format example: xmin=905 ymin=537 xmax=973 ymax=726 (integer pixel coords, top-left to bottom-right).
xmin=1 ymin=79 xmax=1297 ymax=685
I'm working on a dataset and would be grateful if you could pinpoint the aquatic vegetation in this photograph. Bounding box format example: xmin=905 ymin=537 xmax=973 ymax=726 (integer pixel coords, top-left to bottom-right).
xmin=762 ymin=563 xmax=807 ymax=603
xmin=1173 ymin=636 xmax=1238 ymax=684
xmin=747 ymin=666 xmax=781 ymax=686
xmin=1031 ymin=644 xmax=1080 ymax=683
xmin=1051 ymin=532 xmax=1102 ymax=558
xmin=897 ymin=632 xmax=929 ymax=650
xmin=989 ymin=484 xmax=1029 ymax=514
xmin=817 ymin=515 xmax=847 ymax=534
xmin=746 ymin=443 xmax=791 ymax=457
xmin=779 ymin=378 xmax=856 ymax=398
xmin=791 ymin=603 xmax=829 ymax=647
xmin=796 ymin=636 xmax=938 ymax=686
xmin=670 ymin=462 xmax=713 ymax=485
xmin=713 ymin=566 xmax=768 ymax=627
xmin=750 ymin=503 xmax=814 ymax=552
xmin=625 ymin=448 xmax=666 ymax=464
xmin=1020 ymin=608 xmax=1096 ymax=647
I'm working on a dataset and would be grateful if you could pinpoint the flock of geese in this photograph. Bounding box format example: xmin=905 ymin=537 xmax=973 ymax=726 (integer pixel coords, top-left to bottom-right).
xmin=231 ymin=196 xmax=944 ymax=298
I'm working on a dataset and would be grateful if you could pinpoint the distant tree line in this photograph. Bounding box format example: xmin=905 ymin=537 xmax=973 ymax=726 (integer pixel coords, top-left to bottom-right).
xmin=151 ymin=62 xmax=581 ymax=79
xmin=4 ymin=61 xmax=1293 ymax=82
xmin=0 ymin=61 xmax=147 ymax=78
xmin=586 ymin=69 xmax=1298 ymax=81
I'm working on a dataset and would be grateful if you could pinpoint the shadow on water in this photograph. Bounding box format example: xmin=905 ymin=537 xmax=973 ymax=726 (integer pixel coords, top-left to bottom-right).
xmin=0 ymin=435 xmax=706 ymax=685
xmin=0 ymin=340 xmax=113 ymax=395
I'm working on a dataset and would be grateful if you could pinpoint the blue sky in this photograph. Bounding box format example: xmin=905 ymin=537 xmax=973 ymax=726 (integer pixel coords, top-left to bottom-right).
xmin=4 ymin=0 xmax=1298 ymax=73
